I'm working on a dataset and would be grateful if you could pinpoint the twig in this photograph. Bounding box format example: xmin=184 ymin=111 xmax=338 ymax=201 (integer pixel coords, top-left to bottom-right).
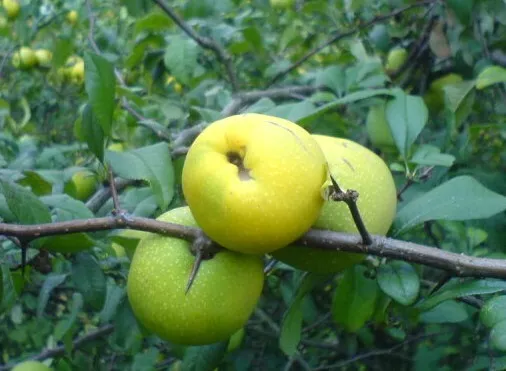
xmin=85 ymin=178 xmax=138 ymax=213
xmin=85 ymin=0 xmax=102 ymax=55
xmin=170 ymin=123 xmax=207 ymax=149
xmin=121 ymin=100 xmax=171 ymax=141
xmin=152 ymin=0 xmax=239 ymax=91
xmin=107 ymin=168 xmax=121 ymax=213
xmin=0 ymin=325 xmax=114 ymax=370
xmin=269 ymin=0 xmax=438 ymax=85
xmin=329 ymin=175 xmax=372 ymax=245
xmin=3 ymin=218 xmax=506 ymax=279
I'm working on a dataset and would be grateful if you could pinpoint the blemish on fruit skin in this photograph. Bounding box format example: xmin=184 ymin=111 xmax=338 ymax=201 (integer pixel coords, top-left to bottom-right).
xmin=341 ymin=157 xmax=355 ymax=172
xmin=265 ymin=120 xmax=309 ymax=154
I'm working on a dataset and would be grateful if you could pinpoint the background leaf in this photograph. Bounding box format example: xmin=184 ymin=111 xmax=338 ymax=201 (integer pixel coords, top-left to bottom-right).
xmin=71 ymin=253 xmax=106 ymax=311
xmin=377 ymin=261 xmax=420 ymax=306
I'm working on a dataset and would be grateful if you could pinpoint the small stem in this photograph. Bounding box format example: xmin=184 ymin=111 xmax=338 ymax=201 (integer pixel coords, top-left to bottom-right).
xmin=107 ymin=167 xmax=121 ymax=214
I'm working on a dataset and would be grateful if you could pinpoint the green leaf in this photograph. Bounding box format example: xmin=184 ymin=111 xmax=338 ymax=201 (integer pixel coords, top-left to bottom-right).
xmin=182 ymin=341 xmax=229 ymax=371
xmin=112 ymin=298 xmax=141 ymax=350
xmin=298 ymin=88 xmax=396 ymax=126
xmin=411 ymin=145 xmax=455 ymax=167
xmin=132 ymin=348 xmax=160 ymax=371
xmin=37 ymin=273 xmax=68 ymax=318
xmin=265 ymin=100 xmax=317 ymax=124
xmin=71 ymin=253 xmax=106 ymax=311
xmin=491 ymin=321 xmax=506 ymax=352
xmin=481 ymin=296 xmax=506 ymax=328
xmin=0 ymin=267 xmax=3 ymax=311
xmin=377 ymin=261 xmax=420 ymax=306
xmin=332 ymin=265 xmax=379 ymax=332
xmin=41 ymin=194 xmax=95 ymax=221
xmin=0 ymin=179 xmax=52 ymax=225
xmin=420 ymin=300 xmax=469 ymax=324
xmin=105 ymin=143 xmax=175 ymax=209
xmin=42 ymin=233 xmax=95 ymax=254
xmin=81 ymin=104 xmax=105 ymax=162
xmin=417 ymin=279 xmax=506 ymax=311
xmin=395 ymin=176 xmax=506 ymax=234
xmin=54 ymin=293 xmax=83 ymax=341
xmin=134 ymin=12 xmax=173 ymax=35
xmin=385 ymin=91 xmax=428 ymax=159
xmin=446 ymin=0 xmax=473 ymax=24
xmin=164 ymin=35 xmax=199 ymax=85
xmin=84 ymin=52 xmax=116 ymax=136
xmin=476 ymin=65 xmax=506 ymax=90
xmin=280 ymin=273 xmax=331 ymax=355
xmin=51 ymin=38 xmax=73 ymax=69
xmin=18 ymin=170 xmax=53 ymax=196
xmin=99 ymin=282 xmax=126 ymax=323
xmin=1 ymin=265 xmax=18 ymax=312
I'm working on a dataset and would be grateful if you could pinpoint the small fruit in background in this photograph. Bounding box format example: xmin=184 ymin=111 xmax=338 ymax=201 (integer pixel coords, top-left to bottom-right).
xmin=111 ymin=243 xmax=127 ymax=258
xmin=12 ymin=360 xmax=52 ymax=371
xmin=269 ymin=0 xmax=294 ymax=10
xmin=12 ymin=47 xmax=38 ymax=69
xmin=127 ymin=206 xmax=264 ymax=345
xmin=34 ymin=49 xmax=52 ymax=67
xmin=107 ymin=142 xmax=125 ymax=152
xmin=64 ymin=170 xmax=98 ymax=201
xmin=385 ymin=47 xmax=408 ymax=73
xmin=423 ymin=73 xmax=463 ymax=113
xmin=69 ymin=60 xmax=84 ymax=85
xmin=366 ymin=100 xmax=396 ymax=152
xmin=66 ymin=10 xmax=78 ymax=25
xmin=2 ymin=0 xmax=20 ymax=20
xmin=272 ymin=135 xmax=397 ymax=274
xmin=182 ymin=113 xmax=327 ymax=255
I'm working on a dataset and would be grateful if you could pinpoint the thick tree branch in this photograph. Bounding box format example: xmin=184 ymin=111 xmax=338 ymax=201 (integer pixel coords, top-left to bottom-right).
xmin=152 ymin=0 xmax=239 ymax=91
xmin=0 ymin=324 xmax=114 ymax=370
xmin=269 ymin=0 xmax=438 ymax=85
xmin=2 ymin=217 xmax=506 ymax=279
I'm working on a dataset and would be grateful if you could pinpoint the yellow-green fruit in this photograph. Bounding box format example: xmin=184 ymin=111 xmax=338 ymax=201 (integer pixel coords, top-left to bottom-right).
xmin=64 ymin=170 xmax=98 ymax=201
xmin=66 ymin=10 xmax=78 ymax=25
xmin=366 ymin=101 xmax=396 ymax=151
xmin=385 ymin=48 xmax=408 ymax=73
xmin=34 ymin=49 xmax=52 ymax=67
xmin=70 ymin=60 xmax=84 ymax=84
xmin=227 ymin=327 xmax=245 ymax=352
xmin=182 ymin=113 xmax=327 ymax=255
xmin=423 ymin=73 xmax=463 ymax=112
xmin=107 ymin=142 xmax=125 ymax=152
xmin=12 ymin=47 xmax=37 ymax=69
xmin=111 ymin=243 xmax=126 ymax=258
xmin=127 ymin=207 xmax=264 ymax=345
xmin=12 ymin=361 xmax=52 ymax=371
xmin=272 ymin=135 xmax=397 ymax=274
xmin=2 ymin=0 xmax=20 ymax=19
xmin=270 ymin=0 xmax=294 ymax=9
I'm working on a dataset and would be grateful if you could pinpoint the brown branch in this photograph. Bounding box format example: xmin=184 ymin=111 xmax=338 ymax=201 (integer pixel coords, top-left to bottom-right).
xmin=85 ymin=178 xmax=138 ymax=213
xmin=0 ymin=324 xmax=114 ymax=370
xmin=2 ymin=218 xmax=506 ymax=278
xmin=152 ymin=0 xmax=239 ymax=91
xmin=268 ymin=0 xmax=438 ymax=85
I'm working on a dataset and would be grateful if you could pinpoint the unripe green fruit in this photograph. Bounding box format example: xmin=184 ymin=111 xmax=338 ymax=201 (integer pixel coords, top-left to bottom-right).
xmin=3 ymin=0 xmax=20 ymax=19
xmin=34 ymin=49 xmax=52 ymax=67
xmin=423 ymin=73 xmax=463 ymax=112
xmin=270 ymin=0 xmax=294 ymax=9
xmin=366 ymin=101 xmax=396 ymax=152
xmin=272 ymin=135 xmax=397 ymax=274
xmin=127 ymin=207 xmax=264 ymax=345
xmin=64 ymin=170 xmax=98 ymax=201
xmin=12 ymin=361 xmax=52 ymax=371
xmin=385 ymin=48 xmax=407 ymax=73
xmin=12 ymin=47 xmax=38 ymax=69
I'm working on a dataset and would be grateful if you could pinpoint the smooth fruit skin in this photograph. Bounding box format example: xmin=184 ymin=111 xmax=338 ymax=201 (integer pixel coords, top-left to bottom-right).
xmin=12 ymin=47 xmax=37 ymax=69
xmin=12 ymin=361 xmax=52 ymax=371
xmin=423 ymin=73 xmax=463 ymax=112
xmin=66 ymin=10 xmax=78 ymax=25
xmin=127 ymin=206 xmax=264 ymax=345
xmin=272 ymin=135 xmax=397 ymax=274
xmin=385 ymin=48 xmax=407 ymax=73
xmin=366 ymin=101 xmax=396 ymax=152
xmin=64 ymin=170 xmax=98 ymax=201
xmin=3 ymin=0 xmax=20 ymax=19
xmin=182 ymin=113 xmax=327 ymax=255
xmin=34 ymin=49 xmax=52 ymax=67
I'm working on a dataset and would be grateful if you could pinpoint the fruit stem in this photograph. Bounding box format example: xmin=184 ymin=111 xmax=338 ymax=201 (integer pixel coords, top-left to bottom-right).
xmin=329 ymin=174 xmax=373 ymax=245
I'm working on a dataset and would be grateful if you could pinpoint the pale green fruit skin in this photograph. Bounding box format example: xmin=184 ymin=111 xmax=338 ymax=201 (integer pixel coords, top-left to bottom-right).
xmin=272 ymin=135 xmax=397 ymax=274
xmin=65 ymin=170 xmax=98 ymax=201
xmin=12 ymin=47 xmax=38 ymax=69
xmin=3 ymin=0 xmax=20 ymax=19
xmin=12 ymin=361 xmax=52 ymax=371
xmin=34 ymin=49 xmax=52 ymax=67
xmin=385 ymin=48 xmax=408 ymax=72
xmin=127 ymin=206 xmax=265 ymax=346
xmin=423 ymin=73 xmax=463 ymax=112
xmin=227 ymin=327 xmax=245 ymax=352
xmin=366 ymin=101 xmax=396 ymax=151
xmin=182 ymin=113 xmax=327 ymax=255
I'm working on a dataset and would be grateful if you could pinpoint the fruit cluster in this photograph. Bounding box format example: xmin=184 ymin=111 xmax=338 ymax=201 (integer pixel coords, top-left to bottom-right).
xmin=126 ymin=113 xmax=397 ymax=346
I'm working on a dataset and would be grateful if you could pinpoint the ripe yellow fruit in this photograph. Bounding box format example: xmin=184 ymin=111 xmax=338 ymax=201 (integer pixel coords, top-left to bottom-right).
xmin=12 ymin=360 xmax=51 ymax=371
xmin=12 ymin=47 xmax=37 ymax=69
xmin=182 ymin=113 xmax=327 ymax=254
xmin=272 ymin=135 xmax=397 ymax=273
xmin=34 ymin=49 xmax=52 ymax=67
xmin=64 ymin=170 xmax=98 ymax=201
xmin=366 ymin=101 xmax=396 ymax=152
xmin=385 ymin=47 xmax=408 ymax=73
xmin=127 ymin=207 xmax=264 ymax=345
xmin=66 ymin=10 xmax=78 ymax=25
xmin=2 ymin=0 xmax=20 ymax=19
